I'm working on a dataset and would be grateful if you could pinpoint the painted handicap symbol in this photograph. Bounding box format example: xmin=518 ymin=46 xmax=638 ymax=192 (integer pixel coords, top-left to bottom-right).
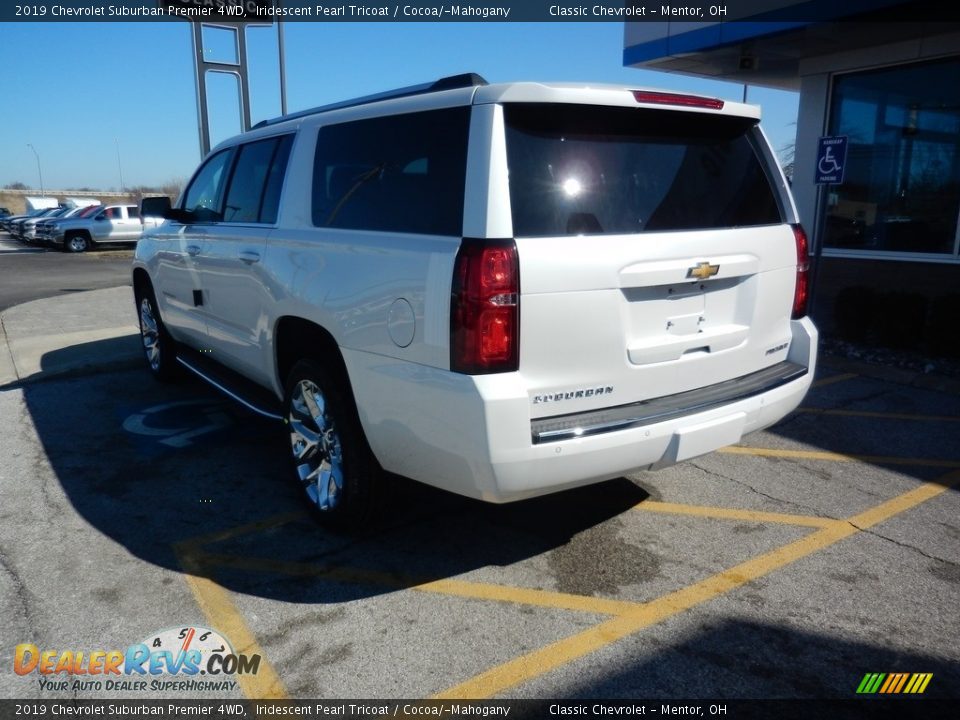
xmin=123 ymin=399 xmax=232 ymax=448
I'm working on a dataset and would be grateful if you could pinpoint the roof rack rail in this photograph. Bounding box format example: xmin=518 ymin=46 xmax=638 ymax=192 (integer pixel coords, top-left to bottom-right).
xmin=252 ymin=73 xmax=488 ymax=129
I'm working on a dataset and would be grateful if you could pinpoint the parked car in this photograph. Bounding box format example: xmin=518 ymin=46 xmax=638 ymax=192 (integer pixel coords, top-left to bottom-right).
xmin=134 ymin=74 xmax=817 ymax=529
xmin=47 ymin=204 xmax=142 ymax=252
xmin=10 ymin=207 xmax=62 ymax=240
xmin=35 ymin=205 xmax=100 ymax=246
xmin=20 ymin=205 xmax=81 ymax=243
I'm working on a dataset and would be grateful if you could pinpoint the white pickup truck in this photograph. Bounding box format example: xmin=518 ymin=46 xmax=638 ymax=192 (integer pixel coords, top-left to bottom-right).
xmin=46 ymin=204 xmax=147 ymax=252
xmin=134 ymin=74 xmax=817 ymax=529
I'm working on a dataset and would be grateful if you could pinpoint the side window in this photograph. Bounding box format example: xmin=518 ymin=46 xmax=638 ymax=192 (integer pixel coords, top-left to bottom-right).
xmin=104 ymin=207 xmax=120 ymax=220
xmin=260 ymin=134 xmax=294 ymax=224
xmin=220 ymin=134 xmax=293 ymax=224
xmin=183 ymin=148 xmax=234 ymax=222
xmin=127 ymin=206 xmax=139 ymax=219
xmin=312 ymin=107 xmax=469 ymax=235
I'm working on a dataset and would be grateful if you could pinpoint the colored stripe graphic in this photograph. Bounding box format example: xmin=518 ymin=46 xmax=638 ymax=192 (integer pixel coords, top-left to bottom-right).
xmin=859 ymin=673 xmax=883 ymax=694
xmin=857 ymin=673 xmax=932 ymax=694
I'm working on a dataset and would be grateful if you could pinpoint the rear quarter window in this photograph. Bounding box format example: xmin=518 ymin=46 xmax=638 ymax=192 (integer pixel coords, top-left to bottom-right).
xmin=312 ymin=107 xmax=470 ymax=236
xmin=504 ymin=104 xmax=783 ymax=237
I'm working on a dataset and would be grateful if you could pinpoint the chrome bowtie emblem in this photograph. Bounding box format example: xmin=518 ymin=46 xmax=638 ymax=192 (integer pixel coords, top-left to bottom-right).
xmin=687 ymin=261 xmax=720 ymax=280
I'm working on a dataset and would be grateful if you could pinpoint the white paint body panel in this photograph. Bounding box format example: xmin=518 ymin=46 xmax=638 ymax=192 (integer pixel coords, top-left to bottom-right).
xmin=134 ymin=80 xmax=817 ymax=503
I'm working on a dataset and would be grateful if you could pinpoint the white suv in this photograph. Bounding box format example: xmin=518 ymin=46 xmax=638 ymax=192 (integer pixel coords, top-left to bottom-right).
xmin=134 ymin=74 xmax=817 ymax=528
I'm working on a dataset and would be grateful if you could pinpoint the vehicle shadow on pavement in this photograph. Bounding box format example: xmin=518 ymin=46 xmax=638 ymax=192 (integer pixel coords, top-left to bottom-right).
xmin=20 ymin=360 xmax=650 ymax=605
xmin=551 ymin=617 xmax=960 ymax=701
xmin=31 ymin=334 xmax=142 ymax=383
xmin=750 ymin=370 xmax=960 ymax=489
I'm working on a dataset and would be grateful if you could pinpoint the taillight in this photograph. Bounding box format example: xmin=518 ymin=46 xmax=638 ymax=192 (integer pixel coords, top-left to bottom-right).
xmin=791 ymin=224 xmax=810 ymax=319
xmin=451 ymin=239 xmax=519 ymax=374
xmin=632 ymin=90 xmax=724 ymax=110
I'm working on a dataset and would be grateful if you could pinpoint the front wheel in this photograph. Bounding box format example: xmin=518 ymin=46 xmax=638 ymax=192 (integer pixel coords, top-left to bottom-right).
xmin=284 ymin=359 xmax=383 ymax=531
xmin=65 ymin=234 xmax=89 ymax=253
xmin=135 ymin=283 xmax=179 ymax=382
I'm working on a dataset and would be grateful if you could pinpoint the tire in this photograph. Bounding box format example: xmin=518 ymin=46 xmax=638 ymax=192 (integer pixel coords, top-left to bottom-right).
xmin=65 ymin=233 xmax=89 ymax=253
xmin=283 ymin=358 xmax=383 ymax=531
xmin=134 ymin=282 xmax=179 ymax=382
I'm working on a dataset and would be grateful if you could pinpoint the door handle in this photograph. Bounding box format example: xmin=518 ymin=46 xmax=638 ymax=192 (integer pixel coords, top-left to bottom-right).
xmin=239 ymin=250 xmax=261 ymax=264
xmin=186 ymin=245 xmax=201 ymax=257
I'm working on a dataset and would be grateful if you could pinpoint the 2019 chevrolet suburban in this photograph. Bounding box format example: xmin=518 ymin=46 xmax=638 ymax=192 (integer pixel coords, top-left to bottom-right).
xmin=133 ymin=74 xmax=817 ymax=529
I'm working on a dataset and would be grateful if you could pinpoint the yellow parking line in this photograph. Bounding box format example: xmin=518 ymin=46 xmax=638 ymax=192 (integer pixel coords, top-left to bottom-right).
xmin=433 ymin=470 xmax=960 ymax=699
xmin=176 ymin=511 xmax=308 ymax=548
xmin=634 ymin=500 xmax=841 ymax=528
xmin=812 ymin=372 xmax=857 ymax=388
xmin=195 ymin=552 xmax=639 ymax=616
xmin=418 ymin=578 xmax=638 ymax=616
xmin=718 ymin=445 xmax=960 ymax=468
xmin=795 ymin=407 xmax=960 ymax=422
xmin=174 ymin=543 xmax=289 ymax=700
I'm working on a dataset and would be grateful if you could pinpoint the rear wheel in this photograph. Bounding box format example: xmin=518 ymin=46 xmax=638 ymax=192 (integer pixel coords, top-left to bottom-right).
xmin=284 ymin=359 xmax=383 ymax=531
xmin=65 ymin=233 xmax=89 ymax=253
xmin=135 ymin=282 xmax=179 ymax=382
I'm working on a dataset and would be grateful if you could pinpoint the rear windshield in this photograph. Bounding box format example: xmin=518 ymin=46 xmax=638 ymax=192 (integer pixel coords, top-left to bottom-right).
xmin=503 ymin=104 xmax=783 ymax=237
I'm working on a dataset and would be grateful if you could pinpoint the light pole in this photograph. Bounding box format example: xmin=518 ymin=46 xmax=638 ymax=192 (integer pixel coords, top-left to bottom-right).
xmin=26 ymin=143 xmax=44 ymax=197
xmin=115 ymin=138 xmax=125 ymax=192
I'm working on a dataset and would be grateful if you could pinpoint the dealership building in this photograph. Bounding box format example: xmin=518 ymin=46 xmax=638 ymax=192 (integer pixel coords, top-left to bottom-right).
xmin=625 ymin=2 xmax=960 ymax=355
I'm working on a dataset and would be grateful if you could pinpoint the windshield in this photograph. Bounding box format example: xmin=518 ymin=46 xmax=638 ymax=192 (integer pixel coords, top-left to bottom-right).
xmin=503 ymin=104 xmax=783 ymax=237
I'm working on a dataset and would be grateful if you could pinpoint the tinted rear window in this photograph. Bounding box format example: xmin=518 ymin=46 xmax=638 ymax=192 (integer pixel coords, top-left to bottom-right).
xmin=504 ymin=104 xmax=783 ymax=237
xmin=312 ymin=107 xmax=469 ymax=236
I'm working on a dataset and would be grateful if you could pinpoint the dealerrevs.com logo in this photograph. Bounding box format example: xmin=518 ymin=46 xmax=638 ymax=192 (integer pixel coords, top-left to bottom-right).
xmin=14 ymin=626 xmax=260 ymax=693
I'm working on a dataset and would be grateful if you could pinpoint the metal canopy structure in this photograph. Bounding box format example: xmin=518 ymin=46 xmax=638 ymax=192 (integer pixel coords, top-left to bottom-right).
xmin=159 ymin=1 xmax=287 ymax=158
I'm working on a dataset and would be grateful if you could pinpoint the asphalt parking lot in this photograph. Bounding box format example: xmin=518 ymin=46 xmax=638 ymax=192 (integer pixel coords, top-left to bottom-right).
xmin=1 ymin=331 xmax=958 ymax=703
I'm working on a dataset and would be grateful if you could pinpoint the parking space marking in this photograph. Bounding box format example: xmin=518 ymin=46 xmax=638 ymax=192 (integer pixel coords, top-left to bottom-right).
xmin=433 ymin=469 xmax=960 ymax=699
xmin=416 ymin=579 xmax=637 ymax=616
xmin=811 ymin=372 xmax=858 ymax=388
xmin=193 ymin=551 xmax=640 ymax=616
xmin=171 ymin=446 xmax=958 ymax=700
xmin=177 ymin=511 xmax=308 ymax=549
xmin=719 ymin=445 xmax=960 ymax=468
xmin=174 ymin=541 xmax=290 ymax=700
xmin=634 ymin=500 xmax=840 ymax=528
xmin=796 ymin=407 xmax=960 ymax=422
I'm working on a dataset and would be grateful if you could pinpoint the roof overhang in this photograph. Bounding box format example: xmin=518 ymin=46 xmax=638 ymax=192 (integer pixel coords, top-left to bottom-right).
xmin=624 ymin=1 xmax=959 ymax=90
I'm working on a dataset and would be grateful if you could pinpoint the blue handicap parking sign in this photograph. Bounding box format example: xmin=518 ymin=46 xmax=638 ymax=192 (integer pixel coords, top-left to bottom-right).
xmin=816 ymin=136 xmax=848 ymax=184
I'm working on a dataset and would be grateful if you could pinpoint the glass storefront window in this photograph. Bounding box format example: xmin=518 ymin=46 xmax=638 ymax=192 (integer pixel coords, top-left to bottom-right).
xmin=824 ymin=57 xmax=960 ymax=256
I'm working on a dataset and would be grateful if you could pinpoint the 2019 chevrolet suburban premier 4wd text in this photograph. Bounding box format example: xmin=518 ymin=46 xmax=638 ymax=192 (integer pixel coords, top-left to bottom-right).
xmin=133 ymin=74 xmax=817 ymax=529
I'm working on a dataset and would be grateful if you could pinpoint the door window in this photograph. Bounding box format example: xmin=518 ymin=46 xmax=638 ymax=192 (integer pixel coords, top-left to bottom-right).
xmin=222 ymin=135 xmax=293 ymax=224
xmin=183 ymin=148 xmax=234 ymax=222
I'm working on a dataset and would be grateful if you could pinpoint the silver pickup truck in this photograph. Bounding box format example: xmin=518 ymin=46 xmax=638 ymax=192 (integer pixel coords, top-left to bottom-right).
xmin=44 ymin=204 xmax=147 ymax=252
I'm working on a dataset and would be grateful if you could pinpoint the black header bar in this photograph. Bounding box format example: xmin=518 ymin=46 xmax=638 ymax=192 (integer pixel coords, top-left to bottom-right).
xmin=4 ymin=1 xmax=960 ymax=23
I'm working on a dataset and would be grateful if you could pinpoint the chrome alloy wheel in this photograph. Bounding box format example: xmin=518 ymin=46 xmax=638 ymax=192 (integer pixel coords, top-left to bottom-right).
xmin=288 ymin=379 xmax=344 ymax=511
xmin=139 ymin=297 xmax=161 ymax=371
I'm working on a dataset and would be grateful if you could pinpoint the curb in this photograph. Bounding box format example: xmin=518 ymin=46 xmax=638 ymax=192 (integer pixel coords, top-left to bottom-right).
xmin=0 ymin=286 xmax=140 ymax=390
xmin=0 ymin=315 xmax=18 ymax=387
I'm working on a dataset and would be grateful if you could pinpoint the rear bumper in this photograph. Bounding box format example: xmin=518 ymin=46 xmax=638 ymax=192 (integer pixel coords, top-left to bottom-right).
xmin=531 ymin=359 xmax=807 ymax=444
xmin=346 ymin=316 xmax=817 ymax=503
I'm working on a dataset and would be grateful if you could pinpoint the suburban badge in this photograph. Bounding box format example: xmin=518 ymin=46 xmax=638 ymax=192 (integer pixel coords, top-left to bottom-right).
xmin=533 ymin=386 xmax=614 ymax=404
